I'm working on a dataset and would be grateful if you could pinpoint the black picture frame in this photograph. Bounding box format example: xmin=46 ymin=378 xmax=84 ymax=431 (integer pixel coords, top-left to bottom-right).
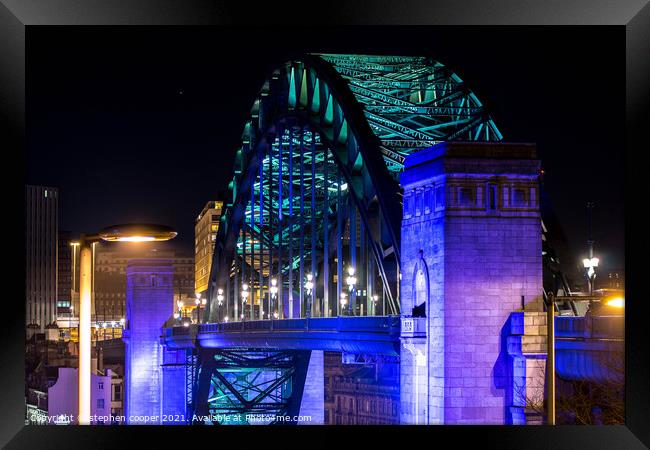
xmin=2 ymin=1 xmax=648 ymax=448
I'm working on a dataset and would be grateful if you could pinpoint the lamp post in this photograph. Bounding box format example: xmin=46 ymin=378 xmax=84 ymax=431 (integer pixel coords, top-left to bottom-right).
xmin=583 ymin=201 xmax=599 ymax=297
xmin=304 ymin=274 xmax=314 ymax=318
xmin=346 ymin=266 xmax=356 ymax=315
xmin=340 ymin=292 xmax=348 ymax=316
xmin=241 ymin=283 xmax=249 ymax=321
xmin=269 ymin=278 xmax=278 ymax=319
xmin=76 ymin=223 xmax=176 ymax=425
xmin=195 ymin=293 xmax=202 ymax=323
xmin=546 ymin=293 xmax=556 ymax=425
xmin=216 ymin=288 xmax=224 ymax=322
xmin=177 ymin=299 xmax=184 ymax=319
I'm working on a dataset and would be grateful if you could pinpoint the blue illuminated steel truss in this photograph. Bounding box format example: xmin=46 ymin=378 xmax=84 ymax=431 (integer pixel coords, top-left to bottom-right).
xmin=204 ymin=54 xmax=503 ymax=324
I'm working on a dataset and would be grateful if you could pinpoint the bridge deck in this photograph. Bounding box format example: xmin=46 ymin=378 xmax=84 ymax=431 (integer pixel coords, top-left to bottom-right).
xmin=162 ymin=316 xmax=401 ymax=355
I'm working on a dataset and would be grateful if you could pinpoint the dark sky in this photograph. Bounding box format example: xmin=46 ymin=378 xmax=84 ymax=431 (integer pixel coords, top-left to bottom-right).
xmin=26 ymin=26 xmax=625 ymax=273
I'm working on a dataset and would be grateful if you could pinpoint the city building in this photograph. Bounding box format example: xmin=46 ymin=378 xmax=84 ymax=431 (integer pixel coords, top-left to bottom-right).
xmin=26 ymin=331 xmax=125 ymax=424
xmin=25 ymin=185 xmax=59 ymax=332
xmin=93 ymin=242 xmax=194 ymax=322
xmin=324 ymin=352 xmax=400 ymax=425
xmin=194 ymin=200 xmax=223 ymax=295
xmin=57 ymin=230 xmax=73 ymax=316
xmin=26 ymin=367 xmax=118 ymax=425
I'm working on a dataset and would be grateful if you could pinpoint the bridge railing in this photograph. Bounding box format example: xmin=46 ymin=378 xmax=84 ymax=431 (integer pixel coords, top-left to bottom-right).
xmin=555 ymin=315 xmax=624 ymax=340
xmin=193 ymin=316 xmax=400 ymax=335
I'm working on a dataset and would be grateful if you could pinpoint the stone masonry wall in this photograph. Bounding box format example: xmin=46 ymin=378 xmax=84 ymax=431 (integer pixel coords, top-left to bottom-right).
xmin=400 ymin=142 xmax=542 ymax=425
xmin=124 ymin=259 xmax=174 ymax=424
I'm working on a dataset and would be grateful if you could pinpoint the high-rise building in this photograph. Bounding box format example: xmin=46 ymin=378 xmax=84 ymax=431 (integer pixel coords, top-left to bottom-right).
xmin=194 ymin=200 xmax=223 ymax=295
xmin=25 ymin=185 xmax=59 ymax=331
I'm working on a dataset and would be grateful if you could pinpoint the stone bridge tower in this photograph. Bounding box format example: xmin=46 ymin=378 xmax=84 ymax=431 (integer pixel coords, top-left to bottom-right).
xmin=399 ymin=142 xmax=543 ymax=424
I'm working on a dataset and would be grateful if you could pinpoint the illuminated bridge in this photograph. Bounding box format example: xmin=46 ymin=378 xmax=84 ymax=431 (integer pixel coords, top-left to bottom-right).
xmin=202 ymin=53 xmax=502 ymax=325
xmin=129 ymin=54 xmax=618 ymax=426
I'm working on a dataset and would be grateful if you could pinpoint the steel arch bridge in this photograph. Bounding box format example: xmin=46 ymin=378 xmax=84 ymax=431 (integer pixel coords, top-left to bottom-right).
xmin=182 ymin=54 xmax=504 ymax=424
xmin=203 ymin=53 xmax=503 ymax=325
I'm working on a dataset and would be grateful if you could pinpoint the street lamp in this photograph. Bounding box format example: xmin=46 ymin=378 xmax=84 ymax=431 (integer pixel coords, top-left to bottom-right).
xmin=241 ymin=283 xmax=249 ymax=320
xmin=176 ymin=299 xmax=183 ymax=319
xmin=76 ymin=223 xmax=176 ymax=425
xmin=195 ymin=293 xmax=202 ymax=323
xmin=340 ymin=292 xmax=348 ymax=315
xmin=304 ymin=274 xmax=314 ymax=318
xmin=346 ymin=266 xmax=356 ymax=292
xmin=583 ymin=257 xmax=599 ymax=296
xmin=345 ymin=266 xmax=356 ymax=315
xmin=216 ymin=288 xmax=224 ymax=322
xmin=269 ymin=278 xmax=278 ymax=318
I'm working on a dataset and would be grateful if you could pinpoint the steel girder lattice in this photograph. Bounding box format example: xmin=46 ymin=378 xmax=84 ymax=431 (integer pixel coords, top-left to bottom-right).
xmin=204 ymin=54 xmax=503 ymax=324
xmin=193 ymin=349 xmax=311 ymax=425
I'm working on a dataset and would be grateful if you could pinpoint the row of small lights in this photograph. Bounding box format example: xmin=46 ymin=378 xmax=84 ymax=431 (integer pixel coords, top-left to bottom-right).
xmin=215 ymin=265 xmax=379 ymax=322
xmin=94 ymin=318 xmax=125 ymax=329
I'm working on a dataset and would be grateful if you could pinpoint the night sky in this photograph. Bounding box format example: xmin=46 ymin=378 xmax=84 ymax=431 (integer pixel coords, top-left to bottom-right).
xmin=26 ymin=26 xmax=625 ymax=274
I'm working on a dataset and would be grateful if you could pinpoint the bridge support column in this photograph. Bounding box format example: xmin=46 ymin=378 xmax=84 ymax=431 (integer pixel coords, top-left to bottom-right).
xmin=505 ymin=312 xmax=547 ymax=424
xmin=399 ymin=142 xmax=542 ymax=424
xmin=298 ymin=350 xmax=325 ymax=424
xmin=123 ymin=259 xmax=174 ymax=425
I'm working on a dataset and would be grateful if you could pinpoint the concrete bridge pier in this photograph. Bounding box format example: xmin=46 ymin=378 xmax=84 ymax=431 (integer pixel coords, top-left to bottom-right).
xmin=399 ymin=142 xmax=544 ymax=425
xmin=298 ymin=350 xmax=325 ymax=425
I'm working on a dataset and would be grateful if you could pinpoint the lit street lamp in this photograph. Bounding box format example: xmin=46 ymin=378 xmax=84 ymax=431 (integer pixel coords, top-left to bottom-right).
xmin=346 ymin=266 xmax=356 ymax=292
xmin=269 ymin=278 xmax=278 ymax=319
xmin=583 ymin=257 xmax=599 ymax=296
xmin=216 ymin=288 xmax=224 ymax=322
xmin=340 ymin=292 xmax=348 ymax=315
xmin=241 ymin=283 xmax=249 ymax=321
xmin=304 ymin=274 xmax=314 ymax=318
xmin=345 ymin=266 xmax=356 ymax=315
xmin=76 ymin=223 xmax=176 ymax=425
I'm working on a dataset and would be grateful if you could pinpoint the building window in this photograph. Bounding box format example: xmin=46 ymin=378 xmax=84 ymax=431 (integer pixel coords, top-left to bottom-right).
xmin=114 ymin=384 xmax=121 ymax=401
xmin=488 ymin=184 xmax=498 ymax=211
xmin=98 ymin=381 xmax=104 ymax=390
xmin=458 ymin=187 xmax=475 ymax=207
xmin=512 ymin=187 xmax=528 ymax=207
xmin=97 ymin=399 xmax=104 ymax=409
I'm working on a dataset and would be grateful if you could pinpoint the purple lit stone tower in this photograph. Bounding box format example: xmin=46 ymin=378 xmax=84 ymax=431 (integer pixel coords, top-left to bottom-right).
xmin=399 ymin=142 xmax=543 ymax=425
xmin=123 ymin=259 xmax=174 ymax=424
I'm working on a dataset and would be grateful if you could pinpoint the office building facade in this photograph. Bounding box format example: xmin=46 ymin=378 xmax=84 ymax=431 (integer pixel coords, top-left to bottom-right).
xmin=25 ymin=185 xmax=59 ymax=331
xmin=194 ymin=200 xmax=223 ymax=295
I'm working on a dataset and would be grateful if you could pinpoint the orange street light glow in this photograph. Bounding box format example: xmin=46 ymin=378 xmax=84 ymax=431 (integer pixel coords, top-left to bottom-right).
xmin=113 ymin=236 xmax=157 ymax=242
xmin=98 ymin=224 xmax=177 ymax=242
xmin=605 ymin=297 xmax=625 ymax=308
